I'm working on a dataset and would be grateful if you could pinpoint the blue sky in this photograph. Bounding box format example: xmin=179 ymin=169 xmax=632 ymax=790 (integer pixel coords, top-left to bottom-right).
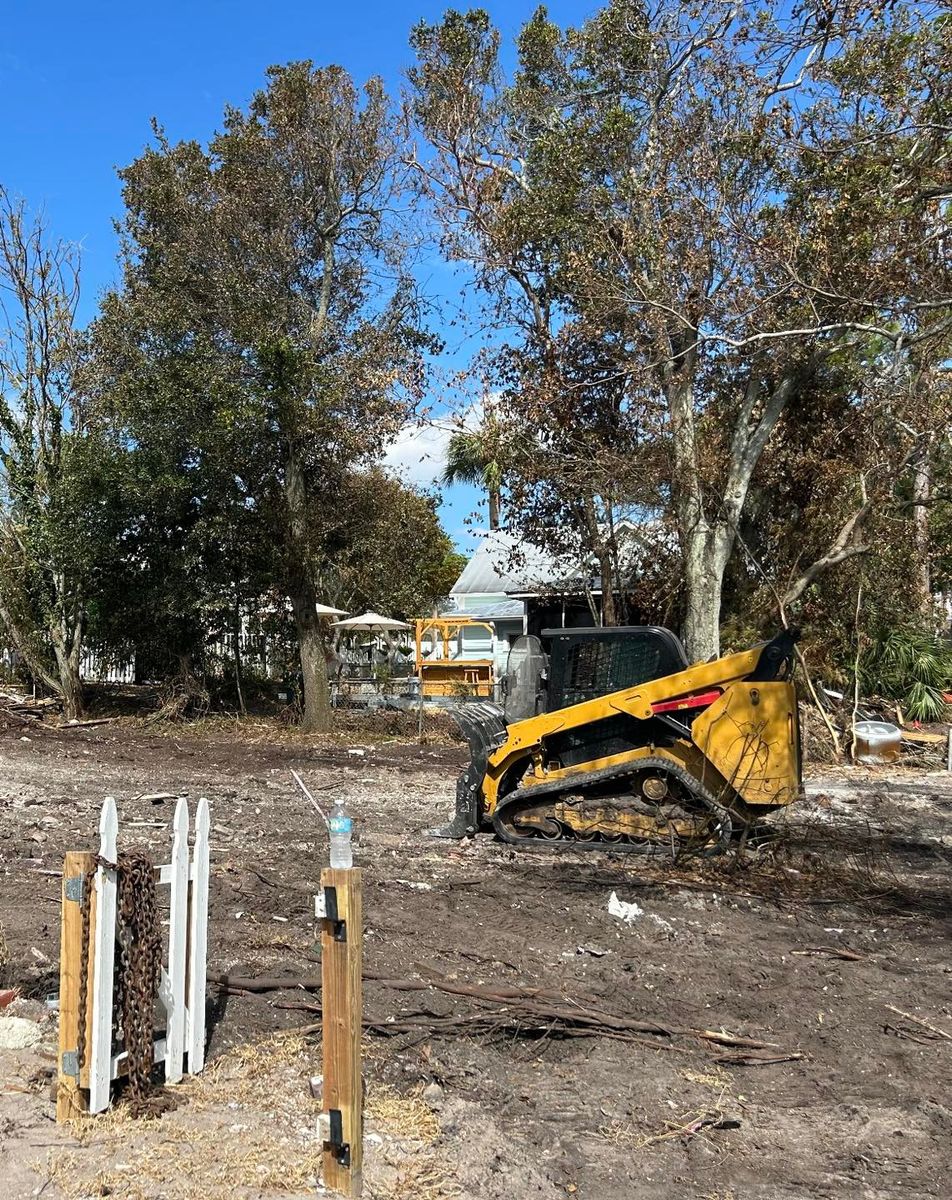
xmin=0 ymin=0 xmax=595 ymax=548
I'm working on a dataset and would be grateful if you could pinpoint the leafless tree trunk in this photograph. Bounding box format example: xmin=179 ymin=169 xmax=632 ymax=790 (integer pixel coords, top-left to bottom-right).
xmin=912 ymin=440 xmax=933 ymax=620
xmin=232 ymin=591 xmax=246 ymax=716
xmin=665 ymin=339 xmax=799 ymax=662
xmin=0 ymin=188 xmax=86 ymax=717
xmin=488 ymin=487 xmax=501 ymax=530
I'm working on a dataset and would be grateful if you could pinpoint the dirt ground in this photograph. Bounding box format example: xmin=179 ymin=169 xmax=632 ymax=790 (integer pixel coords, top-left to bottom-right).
xmin=1 ymin=716 xmax=951 ymax=1199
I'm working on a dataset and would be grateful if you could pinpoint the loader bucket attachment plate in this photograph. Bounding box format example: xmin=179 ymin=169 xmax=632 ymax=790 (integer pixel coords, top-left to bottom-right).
xmin=691 ymin=681 xmax=801 ymax=808
xmin=429 ymin=702 xmax=508 ymax=838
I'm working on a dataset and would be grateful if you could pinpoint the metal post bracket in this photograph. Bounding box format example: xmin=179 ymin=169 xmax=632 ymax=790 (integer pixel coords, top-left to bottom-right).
xmin=324 ymin=1107 xmax=351 ymax=1167
xmin=316 ymin=885 xmax=347 ymax=942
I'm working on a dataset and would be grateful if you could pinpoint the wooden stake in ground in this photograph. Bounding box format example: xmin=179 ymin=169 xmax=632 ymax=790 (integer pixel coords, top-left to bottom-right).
xmin=57 ymin=851 xmax=95 ymax=1121
xmin=320 ymin=867 xmax=363 ymax=1197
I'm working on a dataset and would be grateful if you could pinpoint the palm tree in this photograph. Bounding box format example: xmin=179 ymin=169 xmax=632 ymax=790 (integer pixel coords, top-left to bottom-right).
xmin=442 ymin=428 xmax=504 ymax=529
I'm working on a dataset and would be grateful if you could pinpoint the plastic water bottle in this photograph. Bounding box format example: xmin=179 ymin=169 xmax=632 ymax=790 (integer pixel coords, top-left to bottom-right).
xmin=328 ymin=800 xmax=353 ymax=869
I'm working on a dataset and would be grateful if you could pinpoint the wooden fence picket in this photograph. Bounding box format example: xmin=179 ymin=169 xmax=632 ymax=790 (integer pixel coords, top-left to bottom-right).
xmin=187 ymin=797 xmax=210 ymax=1072
xmin=88 ymin=797 xmax=118 ymax=1114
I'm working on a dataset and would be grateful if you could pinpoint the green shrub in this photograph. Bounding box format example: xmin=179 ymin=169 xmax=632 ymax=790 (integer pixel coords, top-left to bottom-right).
xmin=860 ymin=625 xmax=952 ymax=722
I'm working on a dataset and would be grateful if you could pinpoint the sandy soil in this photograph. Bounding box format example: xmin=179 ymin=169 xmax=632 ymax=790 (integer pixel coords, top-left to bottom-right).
xmin=0 ymin=718 xmax=951 ymax=1199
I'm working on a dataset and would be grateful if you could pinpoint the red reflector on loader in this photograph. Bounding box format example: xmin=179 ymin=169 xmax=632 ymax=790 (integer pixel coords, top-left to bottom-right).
xmin=651 ymin=689 xmax=722 ymax=714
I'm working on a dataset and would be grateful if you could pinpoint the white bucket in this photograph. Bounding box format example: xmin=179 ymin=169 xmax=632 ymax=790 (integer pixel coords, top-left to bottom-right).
xmin=853 ymin=720 xmax=900 ymax=764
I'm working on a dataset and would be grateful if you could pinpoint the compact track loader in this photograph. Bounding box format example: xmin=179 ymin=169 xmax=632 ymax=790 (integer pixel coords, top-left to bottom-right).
xmin=435 ymin=626 xmax=802 ymax=853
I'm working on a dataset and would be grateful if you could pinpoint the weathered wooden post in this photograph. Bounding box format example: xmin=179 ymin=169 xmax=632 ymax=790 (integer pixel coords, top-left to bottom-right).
xmin=56 ymin=850 xmax=95 ymax=1122
xmin=318 ymin=867 xmax=363 ymax=1197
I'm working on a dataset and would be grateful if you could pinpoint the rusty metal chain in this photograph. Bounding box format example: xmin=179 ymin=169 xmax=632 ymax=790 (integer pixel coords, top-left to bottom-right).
xmin=77 ymin=851 xmax=165 ymax=1116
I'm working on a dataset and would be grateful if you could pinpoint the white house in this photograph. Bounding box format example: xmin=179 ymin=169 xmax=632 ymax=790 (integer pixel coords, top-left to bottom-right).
xmin=445 ymin=522 xmax=668 ymax=674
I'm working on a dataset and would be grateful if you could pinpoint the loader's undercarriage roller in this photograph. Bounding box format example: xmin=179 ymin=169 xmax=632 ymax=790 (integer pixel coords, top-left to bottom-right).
xmin=491 ymin=757 xmax=734 ymax=855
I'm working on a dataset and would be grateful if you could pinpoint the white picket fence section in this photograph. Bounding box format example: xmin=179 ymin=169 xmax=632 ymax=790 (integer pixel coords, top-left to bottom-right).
xmin=87 ymin=795 xmax=210 ymax=1113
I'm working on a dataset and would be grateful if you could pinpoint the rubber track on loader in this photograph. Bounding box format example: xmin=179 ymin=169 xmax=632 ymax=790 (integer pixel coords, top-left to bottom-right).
xmin=492 ymin=755 xmax=734 ymax=856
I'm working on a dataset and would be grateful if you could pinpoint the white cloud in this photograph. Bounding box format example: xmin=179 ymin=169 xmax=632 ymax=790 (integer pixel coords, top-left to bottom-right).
xmin=381 ymin=397 xmax=495 ymax=489
xmin=381 ymin=419 xmax=455 ymax=487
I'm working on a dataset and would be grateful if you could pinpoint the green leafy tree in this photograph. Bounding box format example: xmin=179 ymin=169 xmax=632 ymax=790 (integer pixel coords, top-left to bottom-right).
xmin=99 ymin=63 xmax=430 ymax=729
xmin=317 ymin=468 xmax=466 ymax=616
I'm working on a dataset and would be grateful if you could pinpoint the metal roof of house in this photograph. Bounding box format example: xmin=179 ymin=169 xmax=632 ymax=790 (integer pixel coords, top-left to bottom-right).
xmin=450 ymin=531 xmax=578 ymax=596
xmin=451 ymin=521 xmax=671 ymax=599
xmin=459 ymin=598 xmax=526 ymax=619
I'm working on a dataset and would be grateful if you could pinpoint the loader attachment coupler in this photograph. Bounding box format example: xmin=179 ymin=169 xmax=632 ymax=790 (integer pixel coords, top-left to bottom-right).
xmin=429 ymin=702 xmax=508 ymax=838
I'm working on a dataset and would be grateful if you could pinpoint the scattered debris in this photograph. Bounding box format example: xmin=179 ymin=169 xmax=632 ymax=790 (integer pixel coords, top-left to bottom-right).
xmin=792 ymin=945 xmax=864 ymax=961
xmin=640 ymin=1108 xmax=742 ymax=1147
xmin=0 ymin=1015 xmax=43 ymax=1049
xmin=608 ymin=892 xmax=644 ymax=923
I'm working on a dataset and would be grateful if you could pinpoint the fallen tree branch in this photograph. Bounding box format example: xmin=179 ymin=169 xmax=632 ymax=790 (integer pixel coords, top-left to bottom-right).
xmin=792 ymin=945 xmax=864 ymax=961
xmin=60 ymin=716 xmax=120 ymax=730
xmin=211 ymin=969 xmax=798 ymax=1059
xmin=885 ymin=1004 xmax=952 ymax=1041
xmin=209 ymin=971 xmax=322 ymax=993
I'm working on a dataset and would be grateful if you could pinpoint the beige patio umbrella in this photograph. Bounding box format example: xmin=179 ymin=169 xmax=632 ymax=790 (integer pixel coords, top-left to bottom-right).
xmin=330 ymin=610 xmax=410 ymax=632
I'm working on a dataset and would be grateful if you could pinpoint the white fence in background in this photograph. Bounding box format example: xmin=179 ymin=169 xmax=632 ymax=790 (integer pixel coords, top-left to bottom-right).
xmin=79 ymin=651 xmax=136 ymax=685
xmin=87 ymin=795 xmax=210 ymax=1113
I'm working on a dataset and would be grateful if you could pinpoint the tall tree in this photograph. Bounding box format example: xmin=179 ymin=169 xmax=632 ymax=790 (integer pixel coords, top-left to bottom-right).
xmin=102 ymin=63 xmax=429 ymax=729
xmin=0 ymin=188 xmax=94 ymax=717
xmin=409 ymin=2 xmax=952 ymax=659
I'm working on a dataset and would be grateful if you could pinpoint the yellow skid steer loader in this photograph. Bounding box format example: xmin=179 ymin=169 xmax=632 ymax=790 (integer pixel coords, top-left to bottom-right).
xmin=435 ymin=627 xmax=802 ymax=853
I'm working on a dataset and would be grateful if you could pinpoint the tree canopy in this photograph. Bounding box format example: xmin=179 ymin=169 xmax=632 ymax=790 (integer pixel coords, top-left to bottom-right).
xmin=408 ymin=0 xmax=952 ymax=659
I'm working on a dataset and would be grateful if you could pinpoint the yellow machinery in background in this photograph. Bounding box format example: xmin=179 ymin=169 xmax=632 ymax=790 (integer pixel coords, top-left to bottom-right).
xmin=434 ymin=625 xmax=803 ymax=853
xmin=415 ymin=617 xmax=495 ymax=699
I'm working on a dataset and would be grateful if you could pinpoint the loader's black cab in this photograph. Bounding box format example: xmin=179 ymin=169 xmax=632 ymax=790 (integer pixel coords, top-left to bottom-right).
xmin=502 ymin=625 xmax=798 ymax=721
xmin=542 ymin=626 xmax=690 ymax=711
xmin=500 ymin=626 xmax=689 ymax=720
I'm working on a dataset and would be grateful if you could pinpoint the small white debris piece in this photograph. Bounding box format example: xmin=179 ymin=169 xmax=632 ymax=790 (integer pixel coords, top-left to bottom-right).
xmin=272 ymin=915 xmax=289 ymax=923
xmin=396 ymin=879 xmax=432 ymax=891
xmin=0 ymin=1016 xmax=42 ymax=1049
xmin=347 ymin=748 xmax=366 ymax=757
xmin=577 ymin=944 xmax=609 ymax=957
xmin=608 ymin=892 xmax=644 ymax=923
